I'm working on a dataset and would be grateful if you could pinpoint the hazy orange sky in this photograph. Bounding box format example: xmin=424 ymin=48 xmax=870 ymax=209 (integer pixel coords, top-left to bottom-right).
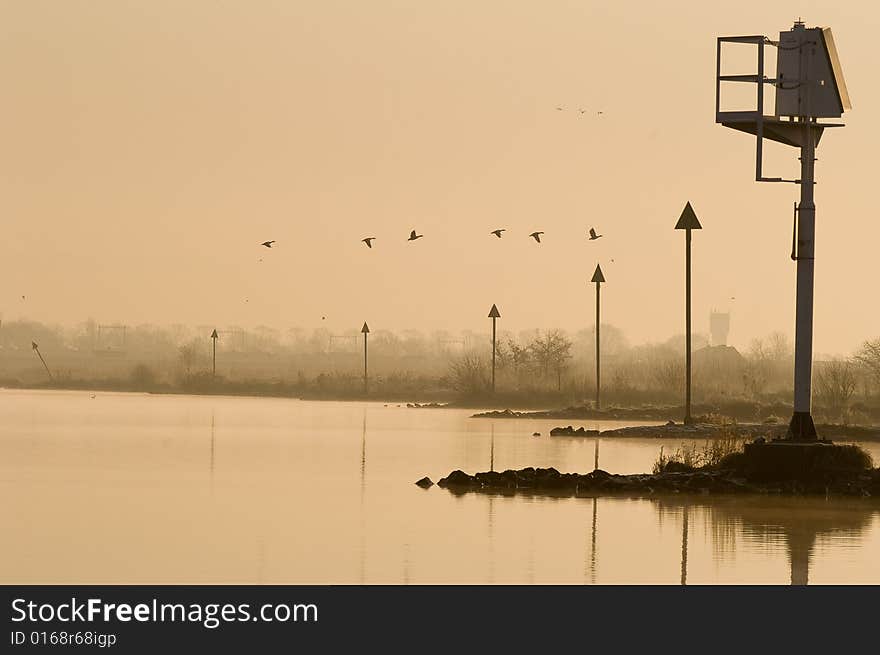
xmin=1 ymin=1 xmax=876 ymax=355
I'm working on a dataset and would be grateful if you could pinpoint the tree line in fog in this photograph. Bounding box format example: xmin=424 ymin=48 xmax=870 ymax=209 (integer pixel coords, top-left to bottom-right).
xmin=2 ymin=318 xmax=880 ymax=422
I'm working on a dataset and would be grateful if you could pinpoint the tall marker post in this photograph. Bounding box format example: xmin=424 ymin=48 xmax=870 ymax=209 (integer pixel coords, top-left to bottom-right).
xmin=716 ymin=21 xmax=851 ymax=440
xmin=488 ymin=304 xmax=500 ymax=393
xmin=590 ymin=265 xmax=605 ymax=410
xmin=675 ymin=202 xmax=702 ymax=425
xmin=31 ymin=341 xmax=52 ymax=380
xmin=361 ymin=322 xmax=370 ymax=395
xmin=210 ymin=329 xmax=219 ymax=377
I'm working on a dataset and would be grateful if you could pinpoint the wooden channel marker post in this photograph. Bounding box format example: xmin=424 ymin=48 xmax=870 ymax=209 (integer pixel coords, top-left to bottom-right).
xmin=210 ymin=329 xmax=219 ymax=377
xmin=590 ymin=265 xmax=605 ymax=410
xmin=488 ymin=304 xmax=501 ymax=393
xmin=361 ymin=322 xmax=370 ymax=395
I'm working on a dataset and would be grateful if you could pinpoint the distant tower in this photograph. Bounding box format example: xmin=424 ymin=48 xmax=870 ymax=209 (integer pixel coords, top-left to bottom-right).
xmin=709 ymin=311 xmax=730 ymax=347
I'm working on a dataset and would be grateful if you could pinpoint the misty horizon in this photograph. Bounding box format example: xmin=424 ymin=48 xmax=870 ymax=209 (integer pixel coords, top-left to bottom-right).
xmin=0 ymin=312 xmax=864 ymax=362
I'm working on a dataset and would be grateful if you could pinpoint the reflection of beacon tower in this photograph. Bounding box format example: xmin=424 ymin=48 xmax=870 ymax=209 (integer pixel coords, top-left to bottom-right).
xmin=709 ymin=311 xmax=730 ymax=347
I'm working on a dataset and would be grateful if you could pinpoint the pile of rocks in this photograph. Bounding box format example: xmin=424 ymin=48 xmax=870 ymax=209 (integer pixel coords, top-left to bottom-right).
xmin=430 ymin=465 xmax=880 ymax=497
xmin=549 ymin=426 xmax=600 ymax=437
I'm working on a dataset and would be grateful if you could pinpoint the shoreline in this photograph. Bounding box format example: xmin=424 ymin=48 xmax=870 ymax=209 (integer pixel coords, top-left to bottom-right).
xmin=4 ymin=384 xmax=880 ymax=440
xmin=547 ymin=422 xmax=880 ymax=441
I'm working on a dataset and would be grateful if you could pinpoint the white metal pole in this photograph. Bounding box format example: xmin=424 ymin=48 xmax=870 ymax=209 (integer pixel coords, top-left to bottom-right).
xmin=790 ymin=120 xmax=817 ymax=439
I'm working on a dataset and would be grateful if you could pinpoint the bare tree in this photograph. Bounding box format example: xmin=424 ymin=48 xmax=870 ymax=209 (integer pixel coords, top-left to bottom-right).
xmin=742 ymin=362 xmax=768 ymax=399
xmin=528 ymin=330 xmax=573 ymax=391
xmin=745 ymin=333 xmax=792 ymax=395
xmin=447 ymin=352 xmax=489 ymax=393
xmin=814 ymin=358 xmax=857 ymax=423
xmin=854 ymin=339 xmax=880 ymax=386
xmin=507 ymin=337 xmax=532 ymax=385
xmin=610 ymin=361 xmax=636 ymax=393
xmin=767 ymin=331 xmax=793 ymax=360
xmin=650 ymin=357 xmax=684 ymax=394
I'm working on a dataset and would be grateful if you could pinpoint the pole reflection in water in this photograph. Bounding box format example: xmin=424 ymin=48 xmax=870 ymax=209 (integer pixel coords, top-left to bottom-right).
xmin=653 ymin=497 xmax=876 ymax=585
xmin=209 ymin=411 xmax=215 ymax=483
xmin=680 ymin=505 xmax=688 ymax=586
xmin=589 ymin=497 xmax=598 ymax=584
xmin=487 ymin=494 xmax=495 ymax=584
xmin=490 ymin=423 xmax=495 ymax=472
xmin=787 ymin=525 xmax=814 ymax=586
xmin=360 ymin=409 xmax=367 ymax=584
xmin=361 ymin=411 xmax=367 ymax=495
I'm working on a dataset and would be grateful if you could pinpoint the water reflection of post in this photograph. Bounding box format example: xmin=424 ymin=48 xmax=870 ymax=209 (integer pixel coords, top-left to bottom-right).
xmin=788 ymin=529 xmax=814 ymax=586
xmin=361 ymin=411 xmax=367 ymax=493
xmin=487 ymin=494 xmax=495 ymax=584
xmin=490 ymin=423 xmax=495 ymax=472
xmin=589 ymin=497 xmax=598 ymax=584
xmin=653 ymin=497 xmax=876 ymax=585
xmin=210 ymin=411 xmax=216 ymax=490
xmin=680 ymin=505 xmax=689 ymax=586
xmin=359 ymin=409 xmax=367 ymax=584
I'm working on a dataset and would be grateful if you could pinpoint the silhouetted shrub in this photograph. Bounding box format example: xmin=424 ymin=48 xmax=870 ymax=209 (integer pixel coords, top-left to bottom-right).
xmin=653 ymin=433 xmax=747 ymax=473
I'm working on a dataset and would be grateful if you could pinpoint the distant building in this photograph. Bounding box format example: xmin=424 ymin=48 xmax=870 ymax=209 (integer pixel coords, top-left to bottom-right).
xmin=693 ymin=343 xmax=746 ymax=396
xmin=694 ymin=344 xmax=745 ymax=371
xmin=709 ymin=311 xmax=730 ymax=347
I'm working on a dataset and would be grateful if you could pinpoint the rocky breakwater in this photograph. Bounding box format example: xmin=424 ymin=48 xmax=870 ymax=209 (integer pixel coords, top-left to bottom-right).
xmin=544 ymin=422 xmax=780 ymax=440
xmin=434 ymin=464 xmax=880 ymax=498
xmin=596 ymin=422 xmax=781 ymax=439
xmin=550 ymin=426 xmax=600 ymax=437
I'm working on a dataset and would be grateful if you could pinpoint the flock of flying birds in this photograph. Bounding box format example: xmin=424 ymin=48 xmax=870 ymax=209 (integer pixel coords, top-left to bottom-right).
xmin=260 ymin=227 xmax=604 ymax=250
xmin=253 ymin=225 xmax=611 ymax=315
xmin=255 ymin=104 xmax=608 ymax=252
xmin=247 ymin=105 xmax=610 ymax=306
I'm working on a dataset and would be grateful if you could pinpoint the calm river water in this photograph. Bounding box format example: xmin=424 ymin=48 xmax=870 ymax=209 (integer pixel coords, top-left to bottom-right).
xmin=2 ymin=389 xmax=879 ymax=584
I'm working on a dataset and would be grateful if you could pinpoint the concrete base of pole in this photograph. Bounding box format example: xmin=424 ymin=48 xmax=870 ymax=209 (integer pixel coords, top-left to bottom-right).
xmin=739 ymin=439 xmax=871 ymax=483
xmin=786 ymin=411 xmax=818 ymax=441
